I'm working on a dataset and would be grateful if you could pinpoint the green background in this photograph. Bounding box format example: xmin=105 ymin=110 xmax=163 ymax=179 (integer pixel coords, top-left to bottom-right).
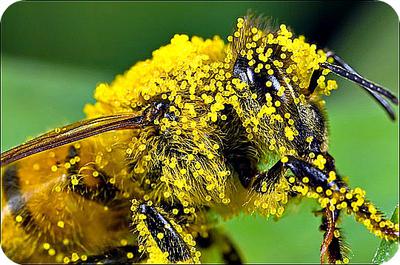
xmin=1 ymin=1 xmax=398 ymax=263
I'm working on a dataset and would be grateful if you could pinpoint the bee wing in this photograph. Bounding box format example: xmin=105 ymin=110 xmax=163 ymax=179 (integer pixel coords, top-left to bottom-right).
xmin=1 ymin=113 xmax=148 ymax=166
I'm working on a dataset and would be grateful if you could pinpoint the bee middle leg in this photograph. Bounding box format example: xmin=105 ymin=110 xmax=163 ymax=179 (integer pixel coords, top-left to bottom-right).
xmin=131 ymin=201 xmax=198 ymax=263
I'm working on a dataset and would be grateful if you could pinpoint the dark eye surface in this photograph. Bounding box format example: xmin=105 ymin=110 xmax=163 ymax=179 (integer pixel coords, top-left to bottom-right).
xmin=306 ymin=69 xmax=321 ymax=96
xmin=233 ymin=57 xmax=281 ymax=103
xmin=233 ymin=57 xmax=256 ymax=86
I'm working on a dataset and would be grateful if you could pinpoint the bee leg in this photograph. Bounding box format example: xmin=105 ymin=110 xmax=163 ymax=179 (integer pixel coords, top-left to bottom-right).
xmin=283 ymin=155 xmax=399 ymax=261
xmin=248 ymin=156 xmax=347 ymax=263
xmin=197 ymin=229 xmax=243 ymax=264
xmin=65 ymin=146 xmax=121 ymax=206
xmin=131 ymin=202 xmax=196 ymax=263
xmin=318 ymin=208 xmax=347 ymax=264
xmin=287 ymin=153 xmax=348 ymax=263
xmin=251 ymin=159 xmax=284 ymax=193
xmin=282 ymin=156 xmax=349 ymax=263
xmin=71 ymin=245 xmax=145 ymax=264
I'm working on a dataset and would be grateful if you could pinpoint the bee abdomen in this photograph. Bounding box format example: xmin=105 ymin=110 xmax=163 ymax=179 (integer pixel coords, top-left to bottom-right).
xmin=3 ymin=164 xmax=39 ymax=234
xmin=1 ymin=143 xmax=133 ymax=263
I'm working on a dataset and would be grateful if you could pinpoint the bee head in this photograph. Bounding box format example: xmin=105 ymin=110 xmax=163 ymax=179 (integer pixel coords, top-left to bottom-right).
xmin=229 ymin=16 xmax=398 ymax=120
xmin=224 ymin=16 xmax=342 ymax=152
xmin=229 ymin=17 xmax=337 ymax=104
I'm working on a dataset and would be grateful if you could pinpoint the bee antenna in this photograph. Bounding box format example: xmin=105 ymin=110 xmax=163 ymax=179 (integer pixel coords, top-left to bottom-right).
xmin=321 ymin=62 xmax=398 ymax=120
xmin=321 ymin=62 xmax=398 ymax=104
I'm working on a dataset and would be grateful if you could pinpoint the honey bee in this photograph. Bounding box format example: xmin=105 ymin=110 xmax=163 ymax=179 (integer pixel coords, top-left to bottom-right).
xmin=1 ymin=15 xmax=399 ymax=264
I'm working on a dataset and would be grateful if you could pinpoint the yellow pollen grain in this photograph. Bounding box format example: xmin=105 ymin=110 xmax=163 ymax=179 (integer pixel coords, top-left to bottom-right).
xmin=157 ymin=233 xmax=164 ymax=239
xmin=71 ymin=253 xmax=79 ymax=262
xmin=33 ymin=163 xmax=40 ymax=170
xmin=57 ymin=221 xmax=65 ymax=228
xmin=71 ymin=177 xmax=79 ymax=186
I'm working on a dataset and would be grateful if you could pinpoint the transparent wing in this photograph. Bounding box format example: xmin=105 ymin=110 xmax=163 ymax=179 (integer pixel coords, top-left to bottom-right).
xmin=1 ymin=113 xmax=149 ymax=166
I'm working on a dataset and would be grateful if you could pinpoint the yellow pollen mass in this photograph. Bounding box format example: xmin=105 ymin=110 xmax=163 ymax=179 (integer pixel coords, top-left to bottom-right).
xmin=57 ymin=221 xmax=65 ymax=228
xmin=59 ymin=20 xmax=355 ymax=263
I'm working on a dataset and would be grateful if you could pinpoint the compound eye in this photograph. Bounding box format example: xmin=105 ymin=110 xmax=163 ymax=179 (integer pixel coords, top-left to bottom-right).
xmin=233 ymin=57 xmax=255 ymax=86
xmin=233 ymin=57 xmax=282 ymax=103
xmin=265 ymin=73 xmax=281 ymax=93
xmin=306 ymin=69 xmax=321 ymax=96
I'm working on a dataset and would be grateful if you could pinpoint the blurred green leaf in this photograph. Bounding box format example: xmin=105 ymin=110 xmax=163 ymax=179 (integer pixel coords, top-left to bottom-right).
xmin=372 ymin=205 xmax=399 ymax=264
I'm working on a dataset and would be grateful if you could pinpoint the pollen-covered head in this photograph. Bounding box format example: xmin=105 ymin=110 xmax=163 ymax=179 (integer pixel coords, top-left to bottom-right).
xmin=228 ymin=16 xmax=338 ymax=101
xmin=225 ymin=16 xmax=336 ymax=155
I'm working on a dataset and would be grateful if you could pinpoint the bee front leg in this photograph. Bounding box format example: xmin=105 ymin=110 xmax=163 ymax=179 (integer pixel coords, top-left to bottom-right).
xmin=282 ymin=156 xmax=350 ymax=263
xmin=249 ymin=157 xmax=347 ymax=263
xmin=251 ymin=159 xmax=284 ymax=193
xmin=130 ymin=200 xmax=200 ymax=263
xmin=282 ymin=155 xmax=399 ymax=263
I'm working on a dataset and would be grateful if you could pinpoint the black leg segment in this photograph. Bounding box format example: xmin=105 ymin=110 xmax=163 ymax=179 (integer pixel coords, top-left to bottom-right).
xmin=66 ymin=146 xmax=121 ymax=206
xmin=138 ymin=203 xmax=191 ymax=263
xmin=71 ymin=245 xmax=145 ymax=264
xmin=283 ymin=156 xmax=341 ymax=191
